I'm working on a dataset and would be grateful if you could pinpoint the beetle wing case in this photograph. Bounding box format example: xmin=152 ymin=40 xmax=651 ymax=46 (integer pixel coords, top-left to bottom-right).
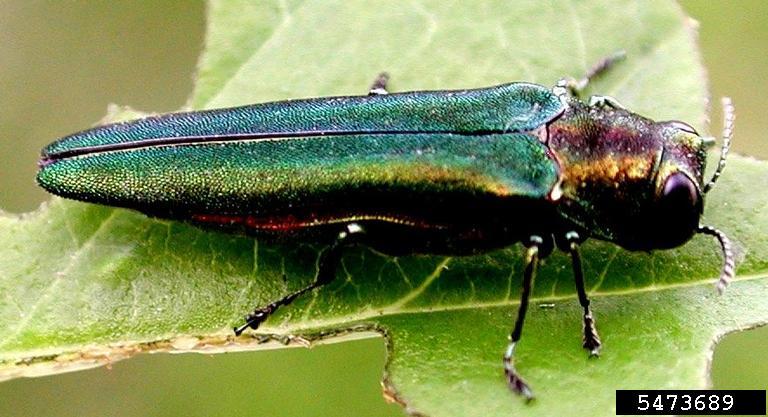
xmin=37 ymin=83 xmax=565 ymax=252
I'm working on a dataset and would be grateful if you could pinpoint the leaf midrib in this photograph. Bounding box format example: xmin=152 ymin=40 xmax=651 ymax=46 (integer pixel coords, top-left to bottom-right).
xmin=266 ymin=270 xmax=768 ymax=334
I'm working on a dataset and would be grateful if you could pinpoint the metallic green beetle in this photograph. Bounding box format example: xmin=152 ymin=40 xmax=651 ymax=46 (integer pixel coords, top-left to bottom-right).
xmin=37 ymin=58 xmax=734 ymax=398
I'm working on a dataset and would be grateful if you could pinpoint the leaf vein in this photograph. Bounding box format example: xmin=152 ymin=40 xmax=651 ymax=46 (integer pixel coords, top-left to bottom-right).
xmin=384 ymin=257 xmax=452 ymax=310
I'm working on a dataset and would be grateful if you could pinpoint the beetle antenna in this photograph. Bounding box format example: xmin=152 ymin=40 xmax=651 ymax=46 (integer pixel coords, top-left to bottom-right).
xmin=703 ymin=97 xmax=734 ymax=193
xmin=697 ymin=225 xmax=734 ymax=294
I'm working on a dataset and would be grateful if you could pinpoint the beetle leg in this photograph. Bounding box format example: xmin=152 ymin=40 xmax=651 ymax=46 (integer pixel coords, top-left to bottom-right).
xmin=566 ymin=231 xmax=602 ymax=356
xmin=234 ymin=223 xmax=365 ymax=336
xmin=368 ymin=72 xmax=390 ymax=95
xmin=562 ymin=50 xmax=626 ymax=98
xmin=587 ymin=95 xmax=626 ymax=110
xmin=503 ymin=235 xmax=543 ymax=400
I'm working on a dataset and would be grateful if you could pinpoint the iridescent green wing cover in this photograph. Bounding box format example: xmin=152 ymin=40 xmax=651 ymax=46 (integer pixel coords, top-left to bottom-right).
xmin=38 ymin=132 xmax=559 ymax=227
xmin=41 ymin=83 xmax=562 ymax=156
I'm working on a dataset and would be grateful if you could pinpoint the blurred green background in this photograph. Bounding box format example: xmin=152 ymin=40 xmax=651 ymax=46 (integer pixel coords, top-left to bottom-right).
xmin=0 ymin=1 xmax=765 ymax=416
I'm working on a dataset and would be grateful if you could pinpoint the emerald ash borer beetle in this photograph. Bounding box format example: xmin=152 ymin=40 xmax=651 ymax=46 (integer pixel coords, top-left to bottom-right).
xmin=36 ymin=54 xmax=735 ymax=399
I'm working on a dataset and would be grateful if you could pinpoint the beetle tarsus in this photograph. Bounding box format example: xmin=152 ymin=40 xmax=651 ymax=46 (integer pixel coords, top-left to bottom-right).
xmin=233 ymin=322 xmax=251 ymax=337
xmin=504 ymin=237 xmax=541 ymax=399
xmin=582 ymin=311 xmax=602 ymax=356
xmin=567 ymin=232 xmax=602 ymax=356
xmin=368 ymin=72 xmax=390 ymax=95
xmin=233 ymin=306 xmax=273 ymax=336
xmin=504 ymin=342 xmax=534 ymax=401
xmin=232 ymin=224 xmax=365 ymax=336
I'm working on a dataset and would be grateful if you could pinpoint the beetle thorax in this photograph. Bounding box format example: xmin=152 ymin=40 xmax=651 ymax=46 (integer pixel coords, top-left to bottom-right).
xmin=547 ymin=103 xmax=664 ymax=244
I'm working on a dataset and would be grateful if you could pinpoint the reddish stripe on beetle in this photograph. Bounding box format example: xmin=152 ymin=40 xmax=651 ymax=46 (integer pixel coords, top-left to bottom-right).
xmin=191 ymin=212 xmax=436 ymax=232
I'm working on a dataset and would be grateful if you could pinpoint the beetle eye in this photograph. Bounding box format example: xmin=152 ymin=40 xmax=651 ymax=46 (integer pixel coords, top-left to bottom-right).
xmin=649 ymin=172 xmax=702 ymax=249
xmin=662 ymin=172 xmax=699 ymax=212
xmin=668 ymin=121 xmax=698 ymax=135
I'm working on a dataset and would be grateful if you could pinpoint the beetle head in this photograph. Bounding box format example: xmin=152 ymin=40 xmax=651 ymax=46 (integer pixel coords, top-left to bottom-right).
xmin=551 ymin=97 xmax=735 ymax=292
xmin=624 ymin=120 xmax=707 ymax=250
xmin=622 ymin=97 xmax=734 ymax=252
xmin=551 ymin=99 xmax=733 ymax=252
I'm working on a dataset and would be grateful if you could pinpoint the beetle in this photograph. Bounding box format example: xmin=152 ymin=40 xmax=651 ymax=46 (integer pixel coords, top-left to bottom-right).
xmin=36 ymin=55 xmax=734 ymax=399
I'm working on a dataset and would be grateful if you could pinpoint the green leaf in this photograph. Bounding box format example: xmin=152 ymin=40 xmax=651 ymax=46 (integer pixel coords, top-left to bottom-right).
xmin=2 ymin=1 xmax=766 ymax=416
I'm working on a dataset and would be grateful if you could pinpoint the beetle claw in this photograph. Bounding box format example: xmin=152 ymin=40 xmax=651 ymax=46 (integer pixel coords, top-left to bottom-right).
xmin=507 ymin=372 xmax=535 ymax=402
xmin=233 ymin=324 xmax=249 ymax=336
xmin=504 ymin=342 xmax=535 ymax=401
xmin=582 ymin=311 xmax=602 ymax=356
xmin=233 ymin=307 xmax=272 ymax=336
